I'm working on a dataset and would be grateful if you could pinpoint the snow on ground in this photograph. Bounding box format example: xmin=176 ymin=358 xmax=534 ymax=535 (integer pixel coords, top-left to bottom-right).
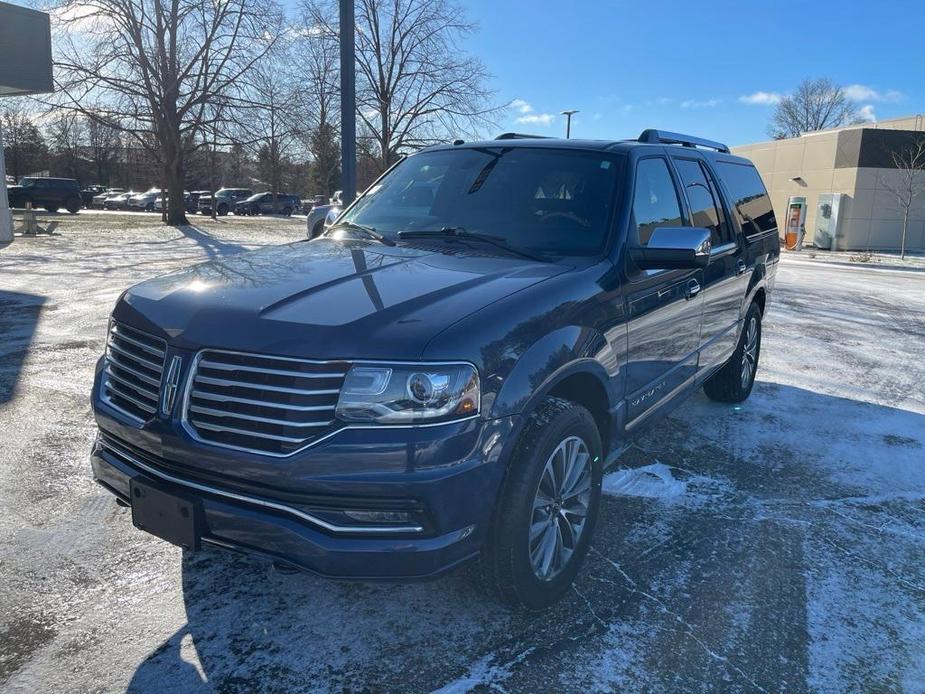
xmin=1 ymin=219 xmax=924 ymax=693
xmin=603 ymin=462 xmax=689 ymax=500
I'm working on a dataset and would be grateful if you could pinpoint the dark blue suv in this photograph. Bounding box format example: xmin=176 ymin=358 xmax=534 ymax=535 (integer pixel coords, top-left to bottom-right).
xmin=90 ymin=130 xmax=779 ymax=609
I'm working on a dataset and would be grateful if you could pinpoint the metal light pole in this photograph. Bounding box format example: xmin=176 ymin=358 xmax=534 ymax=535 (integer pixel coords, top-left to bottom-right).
xmin=339 ymin=0 xmax=356 ymax=205
xmin=561 ymin=109 xmax=578 ymax=139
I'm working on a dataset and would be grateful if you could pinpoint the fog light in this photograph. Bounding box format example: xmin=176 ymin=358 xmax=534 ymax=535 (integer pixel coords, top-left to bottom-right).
xmin=343 ymin=509 xmax=413 ymax=523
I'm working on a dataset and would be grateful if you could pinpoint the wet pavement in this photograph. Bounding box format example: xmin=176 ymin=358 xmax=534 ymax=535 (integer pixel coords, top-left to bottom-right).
xmin=1 ymin=219 xmax=923 ymax=692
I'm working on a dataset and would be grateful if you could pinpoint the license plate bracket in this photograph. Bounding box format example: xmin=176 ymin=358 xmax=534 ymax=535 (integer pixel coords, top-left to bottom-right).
xmin=130 ymin=477 xmax=201 ymax=551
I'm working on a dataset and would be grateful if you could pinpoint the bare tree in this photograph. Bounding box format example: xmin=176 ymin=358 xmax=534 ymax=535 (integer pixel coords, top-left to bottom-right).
xmin=86 ymin=114 xmax=121 ymax=184
xmin=2 ymin=100 xmax=48 ymax=179
xmin=304 ymin=0 xmax=499 ymax=173
xmin=293 ymin=9 xmax=341 ymax=196
xmin=769 ymin=78 xmax=861 ymax=139
xmin=880 ymin=136 xmax=925 ymax=260
xmin=49 ymin=0 xmax=283 ymax=224
xmin=231 ymin=50 xmax=302 ymax=211
xmin=47 ymin=112 xmax=85 ymax=179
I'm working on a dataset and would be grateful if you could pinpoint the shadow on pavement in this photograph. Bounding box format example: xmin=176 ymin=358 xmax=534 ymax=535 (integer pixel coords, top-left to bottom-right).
xmin=125 ymin=384 xmax=925 ymax=691
xmin=0 ymin=290 xmax=46 ymax=405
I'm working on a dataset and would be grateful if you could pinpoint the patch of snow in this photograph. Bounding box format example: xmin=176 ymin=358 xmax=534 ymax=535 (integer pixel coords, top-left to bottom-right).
xmin=602 ymin=462 xmax=687 ymax=500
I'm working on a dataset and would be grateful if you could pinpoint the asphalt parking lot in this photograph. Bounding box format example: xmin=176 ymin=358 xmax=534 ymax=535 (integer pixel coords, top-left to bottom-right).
xmin=1 ymin=214 xmax=924 ymax=693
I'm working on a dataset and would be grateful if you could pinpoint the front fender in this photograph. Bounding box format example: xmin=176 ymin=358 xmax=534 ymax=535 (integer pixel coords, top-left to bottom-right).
xmin=489 ymin=326 xmax=615 ymax=420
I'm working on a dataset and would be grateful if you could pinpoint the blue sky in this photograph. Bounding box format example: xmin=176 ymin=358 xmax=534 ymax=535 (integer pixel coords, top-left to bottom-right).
xmin=458 ymin=0 xmax=925 ymax=146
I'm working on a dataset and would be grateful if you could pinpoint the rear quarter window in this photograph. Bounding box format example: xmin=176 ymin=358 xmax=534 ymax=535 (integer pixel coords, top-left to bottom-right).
xmin=715 ymin=162 xmax=777 ymax=238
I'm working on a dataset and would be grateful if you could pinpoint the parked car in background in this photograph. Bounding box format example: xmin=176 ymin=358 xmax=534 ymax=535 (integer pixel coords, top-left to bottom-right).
xmin=186 ymin=191 xmax=210 ymax=214
xmin=233 ymin=192 xmax=300 ymax=216
xmin=81 ymin=185 xmax=107 ymax=208
xmin=198 ymin=188 xmax=252 ymax=216
xmin=7 ymin=177 xmax=83 ymax=213
xmin=103 ymin=191 xmax=137 ymax=210
xmin=300 ymin=194 xmax=327 ymax=214
xmin=305 ymin=190 xmax=343 ymax=238
xmin=92 ymin=188 xmax=124 ymax=208
xmin=153 ymin=192 xmax=191 ymax=212
xmin=128 ymin=188 xmax=162 ymax=212
xmin=90 ymin=130 xmax=778 ymax=609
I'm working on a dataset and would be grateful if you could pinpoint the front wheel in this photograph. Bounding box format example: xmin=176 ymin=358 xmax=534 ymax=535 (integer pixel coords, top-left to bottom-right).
xmin=65 ymin=197 xmax=81 ymax=214
xmin=478 ymin=397 xmax=603 ymax=610
xmin=704 ymin=301 xmax=762 ymax=403
xmin=217 ymin=203 xmax=229 ymax=216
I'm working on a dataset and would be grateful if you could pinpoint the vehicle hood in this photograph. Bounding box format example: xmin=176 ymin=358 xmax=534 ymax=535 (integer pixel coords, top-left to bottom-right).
xmin=115 ymin=239 xmax=567 ymax=360
xmin=7 ymin=185 xmax=24 ymax=193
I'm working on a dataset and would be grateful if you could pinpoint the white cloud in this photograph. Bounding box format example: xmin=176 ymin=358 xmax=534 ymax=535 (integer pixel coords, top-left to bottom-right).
xmin=739 ymin=91 xmax=783 ymax=106
xmin=681 ymin=98 xmax=721 ymax=109
xmin=843 ymin=84 xmax=903 ymax=103
xmin=509 ymin=99 xmax=533 ymax=114
xmin=515 ymin=113 xmax=556 ymax=126
xmin=858 ymin=104 xmax=877 ymax=122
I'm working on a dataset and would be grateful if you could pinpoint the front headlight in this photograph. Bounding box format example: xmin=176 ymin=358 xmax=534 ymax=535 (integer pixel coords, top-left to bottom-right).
xmin=335 ymin=362 xmax=480 ymax=424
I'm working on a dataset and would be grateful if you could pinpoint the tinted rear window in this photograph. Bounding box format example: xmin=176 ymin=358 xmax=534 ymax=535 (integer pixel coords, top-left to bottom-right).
xmin=715 ymin=162 xmax=777 ymax=237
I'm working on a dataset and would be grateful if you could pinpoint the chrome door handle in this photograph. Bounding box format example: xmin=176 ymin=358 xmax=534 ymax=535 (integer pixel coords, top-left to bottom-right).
xmin=736 ymin=259 xmax=747 ymax=276
xmin=686 ymin=279 xmax=700 ymax=299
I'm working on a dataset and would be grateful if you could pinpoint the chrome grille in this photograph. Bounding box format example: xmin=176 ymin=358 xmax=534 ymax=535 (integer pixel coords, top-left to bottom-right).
xmin=103 ymin=322 xmax=167 ymax=420
xmin=185 ymin=350 xmax=348 ymax=456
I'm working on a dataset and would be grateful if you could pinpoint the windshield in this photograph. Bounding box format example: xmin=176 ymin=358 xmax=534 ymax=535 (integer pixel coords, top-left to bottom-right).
xmin=18 ymin=178 xmax=36 ymax=188
xmin=339 ymin=147 xmax=623 ymax=257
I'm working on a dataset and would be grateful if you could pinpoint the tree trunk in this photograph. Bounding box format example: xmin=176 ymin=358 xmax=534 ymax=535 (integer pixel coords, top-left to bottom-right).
xmin=164 ymin=132 xmax=187 ymax=226
xmin=901 ymin=209 xmax=908 ymax=260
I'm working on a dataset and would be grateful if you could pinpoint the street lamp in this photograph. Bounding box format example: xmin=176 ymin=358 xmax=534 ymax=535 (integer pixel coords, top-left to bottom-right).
xmin=561 ymin=109 xmax=579 ymax=139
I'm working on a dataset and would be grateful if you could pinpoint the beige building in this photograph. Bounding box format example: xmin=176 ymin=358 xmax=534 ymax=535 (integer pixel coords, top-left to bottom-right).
xmin=732 ymin=115 xmax=925 ymax=252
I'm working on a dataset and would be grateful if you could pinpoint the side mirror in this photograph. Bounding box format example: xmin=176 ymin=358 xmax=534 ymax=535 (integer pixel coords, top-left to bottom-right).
xmin=630 ymin=227 xmax=711 ymax=270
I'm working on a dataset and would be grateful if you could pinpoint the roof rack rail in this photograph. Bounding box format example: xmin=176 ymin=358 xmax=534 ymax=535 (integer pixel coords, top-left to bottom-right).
xmin=495 ymin=132 xmax=553 ymax=140
xmin=638 ymin=129 xmax=729 ymax=153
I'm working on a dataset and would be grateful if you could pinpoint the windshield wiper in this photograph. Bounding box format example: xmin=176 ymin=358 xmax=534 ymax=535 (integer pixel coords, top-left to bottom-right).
xmin=397 ymin=227 xmax=544 ymax=262
xmin=326 ymin=221 xmax=396 ymax=246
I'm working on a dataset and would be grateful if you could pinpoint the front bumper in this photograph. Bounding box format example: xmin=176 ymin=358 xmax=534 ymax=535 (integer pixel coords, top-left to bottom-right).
xmin=91 ymin=389 xmax=515 ymax=579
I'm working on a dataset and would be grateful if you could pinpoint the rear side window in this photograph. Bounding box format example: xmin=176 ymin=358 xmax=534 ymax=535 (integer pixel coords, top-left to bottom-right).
xmin=632 ymin=158 xmax=683 ymax=246
xmin=715 ymin=162 xmax=777 ymax=237
xmin=673 ymin=159 xmax=732 ymax=247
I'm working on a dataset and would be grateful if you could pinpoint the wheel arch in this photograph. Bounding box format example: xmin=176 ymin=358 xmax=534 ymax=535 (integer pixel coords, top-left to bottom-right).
xmin=491 ymin=334 xmax=618 ymax=466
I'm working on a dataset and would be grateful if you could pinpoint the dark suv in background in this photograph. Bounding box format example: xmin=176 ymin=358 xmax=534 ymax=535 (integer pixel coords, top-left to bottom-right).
xmin=90 ymin=130 xmax=778 ymax=609
xmin=234 ymin=192 xmax=300 ymax=216
xmin=7 ymin=177 xmax=83 ymax=213
xmin=198 ymin=187 xmax=253 ymax=216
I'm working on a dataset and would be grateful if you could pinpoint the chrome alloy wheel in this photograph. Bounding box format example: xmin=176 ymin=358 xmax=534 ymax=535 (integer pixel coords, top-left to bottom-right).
xmin=529 ymin=435 xmax=592 ymax=581
xmin=741 ymin=315 xmax=759 ymax=388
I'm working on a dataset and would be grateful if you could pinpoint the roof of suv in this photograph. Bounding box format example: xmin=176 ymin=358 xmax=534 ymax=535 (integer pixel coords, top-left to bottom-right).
xmin=423 ymin=129 xmax=753 ymax=165
xmin=20 ymin=177 xmax=80 ymax=184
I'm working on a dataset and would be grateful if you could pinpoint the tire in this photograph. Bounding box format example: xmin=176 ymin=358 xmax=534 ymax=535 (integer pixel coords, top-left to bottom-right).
xmin=145 ymin=203 xmax=154 ymax=212
xmin=704 ymin=301 xmax=762 ymax=403
xmin=311 ymin=220 xmax=325 ymax=238
xmin=478 ymin=397 xmax=603 ymax=610
xmin=217 ymin=203 xmax=229 ymax=216
xmin=11 ymin=197 xmax=26 ymax=209
xmin=65 ymin=197 xmax=81 ymax=214
xmin=282 ymin=206 xmax=292 ymax=217
xmin=45 ymin=205 xmax=58 ymax=213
